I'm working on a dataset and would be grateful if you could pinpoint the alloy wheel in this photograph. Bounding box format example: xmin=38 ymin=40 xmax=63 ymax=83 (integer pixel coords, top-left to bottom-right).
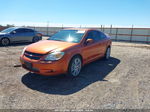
xmin=1 ymin=38 xmax=10 ymax=46
xmin=70 ymin=57 xmax=82 ymax=77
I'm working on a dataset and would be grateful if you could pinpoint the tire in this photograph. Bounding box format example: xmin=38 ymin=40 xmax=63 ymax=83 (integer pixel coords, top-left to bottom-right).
xmin=39 ymin=36 xmax=42 ymax=40
xmin=1 ymin=38 xmax=10 ymax=46
xmin=68 ymin=56 xmax=82 ymax=77
xmin=104 ymin=47 xmax=111 ymax=60
xmin=32 ymin=36 xmax=40 ymax=43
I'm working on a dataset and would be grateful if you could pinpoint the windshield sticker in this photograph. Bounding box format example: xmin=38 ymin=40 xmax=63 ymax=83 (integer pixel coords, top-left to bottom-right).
xmin=76 ymin=31 xmax=85 ymax=33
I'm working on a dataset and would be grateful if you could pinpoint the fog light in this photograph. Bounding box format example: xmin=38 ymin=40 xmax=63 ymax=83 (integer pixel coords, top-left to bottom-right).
xmin=32 ymin=67 xmax=39 ymax=72
xmin=40 ymin=61 xmax=52 ymax=64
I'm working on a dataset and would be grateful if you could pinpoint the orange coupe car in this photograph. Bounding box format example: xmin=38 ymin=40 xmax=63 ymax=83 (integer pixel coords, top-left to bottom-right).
xmin=20 ymin=29 xmax=112 ymax=77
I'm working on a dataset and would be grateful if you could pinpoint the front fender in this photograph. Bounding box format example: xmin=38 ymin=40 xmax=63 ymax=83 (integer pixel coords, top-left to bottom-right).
xmin=62 ymin=48 xmax=83 ymax=73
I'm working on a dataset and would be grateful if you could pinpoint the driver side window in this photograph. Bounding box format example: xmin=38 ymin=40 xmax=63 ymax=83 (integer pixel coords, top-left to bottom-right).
xmin=15 ymin=29 xmax=24 ymax=34
xmin=86 ymin=31 xmax=95 ymax=41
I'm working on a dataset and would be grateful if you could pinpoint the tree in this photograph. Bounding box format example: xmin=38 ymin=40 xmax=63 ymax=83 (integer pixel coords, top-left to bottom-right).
xmin=6 ymin=24 xmax=15 ymax=27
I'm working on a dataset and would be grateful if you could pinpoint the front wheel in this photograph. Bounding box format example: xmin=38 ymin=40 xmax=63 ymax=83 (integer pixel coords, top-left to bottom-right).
xmin=104 ymin=47 xmax=111 ymax=60
xmin=1 ymin=38 xmax=10 ymax=46
xmin=68 ymin=56 xmax=82 ymax=77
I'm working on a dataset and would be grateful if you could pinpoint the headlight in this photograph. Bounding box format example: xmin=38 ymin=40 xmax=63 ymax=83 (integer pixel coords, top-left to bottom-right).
xmin=44 ymin=51 xmax=65 ymax=61
xmin=21 ymin=47 xmax=26 ymax=55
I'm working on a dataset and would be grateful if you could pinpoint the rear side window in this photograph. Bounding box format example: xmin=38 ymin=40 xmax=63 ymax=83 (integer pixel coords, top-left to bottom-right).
xmin=24 ymin=29 xmax=34 ymax=33
xmin=99 ymin=32 xmax=107 ymax=40
xmin=15 ymin=28 xmax=34 ymax=33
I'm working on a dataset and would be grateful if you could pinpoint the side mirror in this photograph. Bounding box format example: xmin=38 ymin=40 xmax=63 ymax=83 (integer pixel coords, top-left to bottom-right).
xmin=11 ymin=31 xmax=16 ymax=34
xmin=86 ymin=39 xmax=94 ymax=45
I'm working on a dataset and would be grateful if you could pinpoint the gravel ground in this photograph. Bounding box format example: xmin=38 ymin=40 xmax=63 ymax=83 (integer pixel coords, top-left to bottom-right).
xmin=0 ymin=39 xmax=150 ymax=109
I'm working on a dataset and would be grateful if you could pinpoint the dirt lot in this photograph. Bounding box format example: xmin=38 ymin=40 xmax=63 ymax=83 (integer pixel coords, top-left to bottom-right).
xmin=0 ymin=38 xmax=150 ymax=109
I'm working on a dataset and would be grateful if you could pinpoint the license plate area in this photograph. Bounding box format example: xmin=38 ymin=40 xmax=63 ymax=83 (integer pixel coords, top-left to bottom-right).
xmin=24 ymin=61 xmax=32 ymax=69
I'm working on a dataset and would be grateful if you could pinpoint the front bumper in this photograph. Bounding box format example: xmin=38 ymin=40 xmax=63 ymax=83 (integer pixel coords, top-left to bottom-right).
xmin=20 ymin=56 xmax=68 ymax=76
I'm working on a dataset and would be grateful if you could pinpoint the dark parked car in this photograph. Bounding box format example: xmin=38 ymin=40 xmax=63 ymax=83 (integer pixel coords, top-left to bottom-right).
xmin=0 ymin=27 xmax=43 ymax=46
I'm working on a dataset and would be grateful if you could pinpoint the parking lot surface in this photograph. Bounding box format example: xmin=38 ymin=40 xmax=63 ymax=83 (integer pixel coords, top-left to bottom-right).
xmin=0 ymin=39 xmax=150 ymax=109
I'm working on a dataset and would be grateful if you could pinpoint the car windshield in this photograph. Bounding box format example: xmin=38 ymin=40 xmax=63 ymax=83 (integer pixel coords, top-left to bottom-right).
xmin=1 ymin=27 xmax=16 ymax=33
xmin=48 ymin=30 xmax=85 ymax=43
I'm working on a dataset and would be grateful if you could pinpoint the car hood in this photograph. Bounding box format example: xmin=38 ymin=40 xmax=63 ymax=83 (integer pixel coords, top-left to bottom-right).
xmin=25 ymin=40 xmax=78 ymax=54
xmin=0 ymin=32 xmax=6 ymax=36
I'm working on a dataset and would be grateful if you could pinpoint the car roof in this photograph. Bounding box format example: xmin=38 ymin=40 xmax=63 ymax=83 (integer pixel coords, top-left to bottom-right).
xmin=10 ymin=27 xmax=33 ymax=30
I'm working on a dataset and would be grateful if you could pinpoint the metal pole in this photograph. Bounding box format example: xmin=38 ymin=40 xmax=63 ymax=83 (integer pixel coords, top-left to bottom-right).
xmin=147 ymin=29 xmax=150 ymax=44
xmin=47 ymin=21 xmax=49 ymax=36
xmin=110 ymin=24 xmax=112 ymax=35
xmin=103 ymin=25 xmax=105 ymax=32
xmin=130 ymin=25 xmax=134 ymax=42
xmin=62 ymin=24 xmax=63 ymax=29
xmin=115 ymin=28 xmax=118 ymax=41
xmin=101 ymin=25 xmax=102 ymax=31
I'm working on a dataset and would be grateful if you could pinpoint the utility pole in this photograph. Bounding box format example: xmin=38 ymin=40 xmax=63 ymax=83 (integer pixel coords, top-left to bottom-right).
xmin=62 ymin=24 xmax=63 ymax=29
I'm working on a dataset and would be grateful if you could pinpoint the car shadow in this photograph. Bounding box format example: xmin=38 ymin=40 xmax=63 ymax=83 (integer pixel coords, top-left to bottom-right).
xmin=21 ymin=57 xmax=120 ymax=95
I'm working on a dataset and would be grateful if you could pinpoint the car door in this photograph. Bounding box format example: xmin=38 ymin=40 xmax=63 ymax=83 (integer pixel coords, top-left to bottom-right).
xmin=23 ymin=29 xmax=35 ymax=42
xmin=11 ymin=28 xmax=26 ymax=42
xmin=82 ymin=31 xmax=102 ymax=63
xmin=98 ymin=31 xmax=108 ymax=56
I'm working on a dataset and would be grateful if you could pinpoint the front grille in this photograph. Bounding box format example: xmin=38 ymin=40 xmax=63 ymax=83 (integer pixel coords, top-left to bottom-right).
xmin=24 ymin=51 xmax=45 ymax=60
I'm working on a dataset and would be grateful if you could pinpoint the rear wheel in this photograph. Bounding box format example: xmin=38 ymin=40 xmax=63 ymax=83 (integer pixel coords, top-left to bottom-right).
xmin=1 ymin=38 xmax=10 ymax=46
xmin=68 ymin=56 xmax=82 ymax=77
xmin=39 ymin=36 xmax=42 ymax=40
xmin=104 ymin=47 xmax=111 ymax=60
xmin=32 ymin=36 xmax=40 ymax=43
